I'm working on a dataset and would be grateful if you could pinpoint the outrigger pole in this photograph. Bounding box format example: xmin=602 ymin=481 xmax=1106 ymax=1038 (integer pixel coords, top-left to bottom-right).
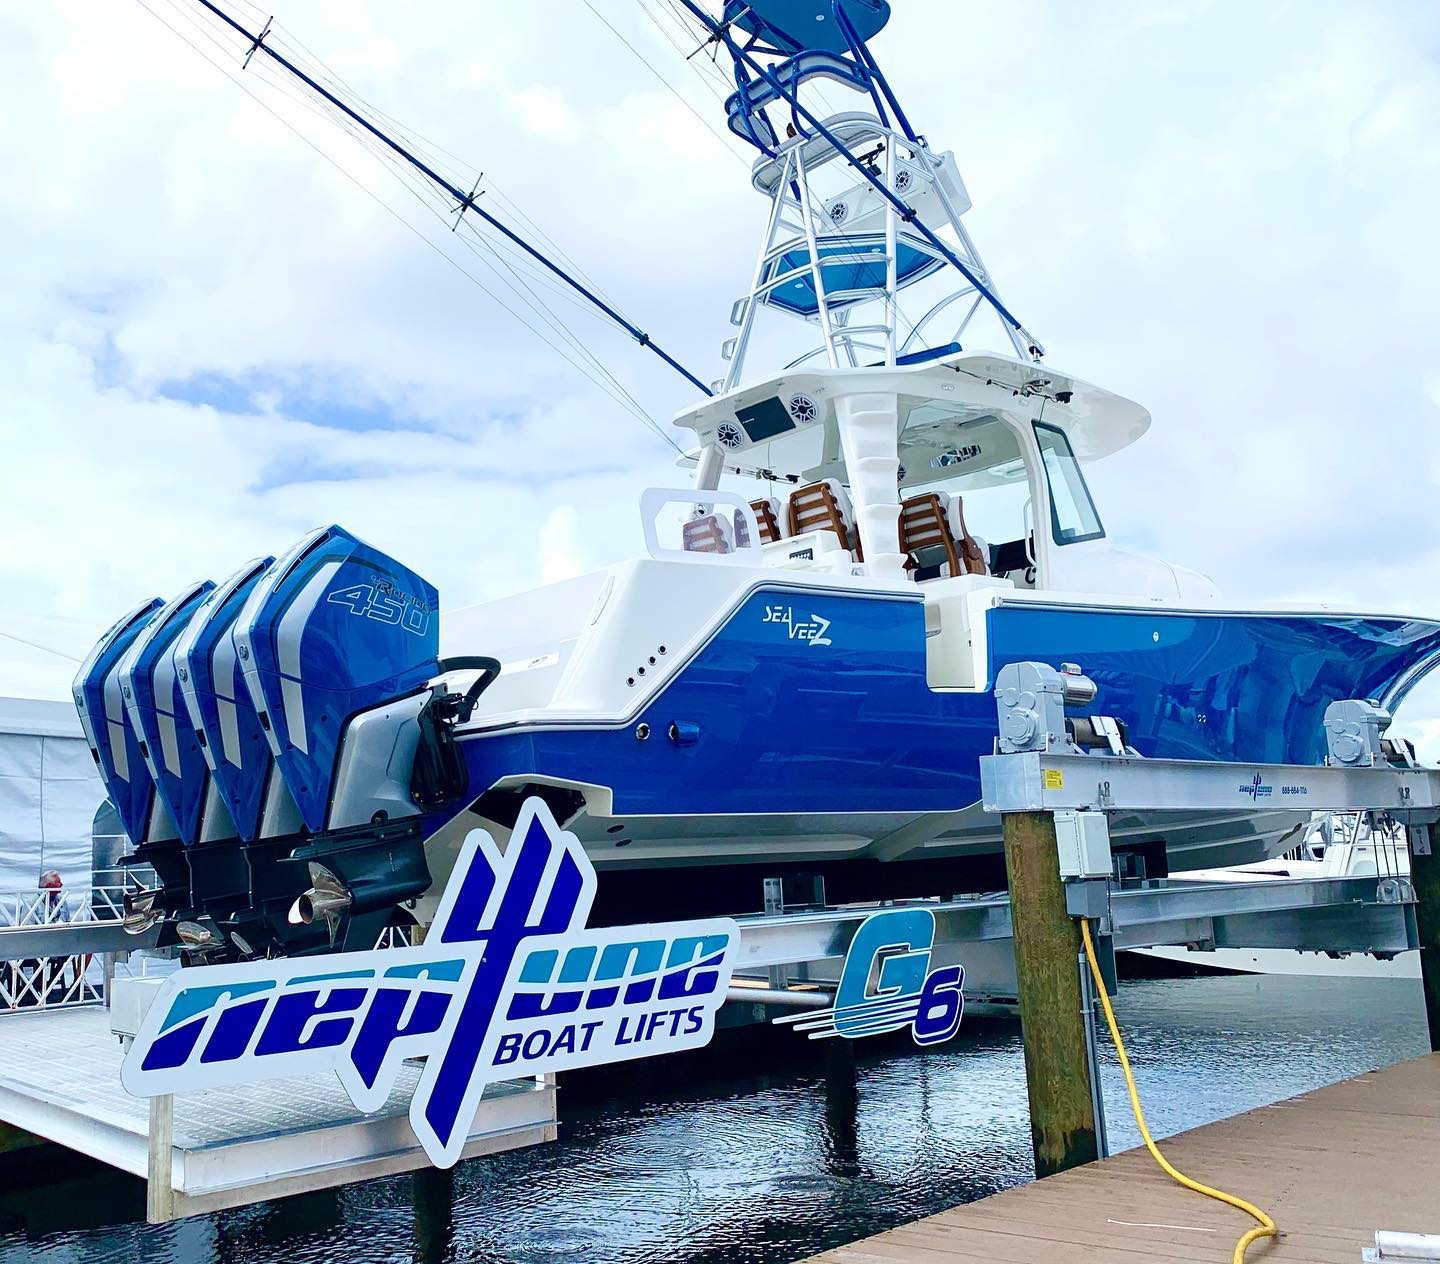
xmin=677 ymin=1 xmax=1046 ymax=360
xmin=195 ymin=0 xmax=715 ymax=397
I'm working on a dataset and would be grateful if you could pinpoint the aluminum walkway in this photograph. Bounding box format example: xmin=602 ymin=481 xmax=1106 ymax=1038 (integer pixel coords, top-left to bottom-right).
xmin=0 ymin=1007 xmax=555 ymax=1221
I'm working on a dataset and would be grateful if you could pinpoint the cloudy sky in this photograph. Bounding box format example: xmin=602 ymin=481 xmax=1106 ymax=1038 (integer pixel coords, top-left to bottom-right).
xmin=2 ymin=1 xmax=1439 ymax=746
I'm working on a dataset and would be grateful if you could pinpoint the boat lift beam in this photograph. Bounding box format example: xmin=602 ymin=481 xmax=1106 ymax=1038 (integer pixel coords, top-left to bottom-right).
xmin=979 ymin=750 xmax=1440 ymax=819
xmin=727 ymin=871 xmax=1418 ymax=976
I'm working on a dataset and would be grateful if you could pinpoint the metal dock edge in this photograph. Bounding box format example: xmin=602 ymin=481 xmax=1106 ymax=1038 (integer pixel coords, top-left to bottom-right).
xmin=0 ymin=1008 xmax=556 ymax=1220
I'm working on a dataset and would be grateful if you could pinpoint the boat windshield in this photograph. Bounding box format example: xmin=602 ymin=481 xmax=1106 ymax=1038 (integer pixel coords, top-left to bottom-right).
xmin=1034 ymin=421 xmax=1104 ymax=544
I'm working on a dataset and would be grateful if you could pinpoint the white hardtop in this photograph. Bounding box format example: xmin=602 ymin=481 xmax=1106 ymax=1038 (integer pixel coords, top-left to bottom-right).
xmin=673 ymin=350 xmax=1150 ymax=482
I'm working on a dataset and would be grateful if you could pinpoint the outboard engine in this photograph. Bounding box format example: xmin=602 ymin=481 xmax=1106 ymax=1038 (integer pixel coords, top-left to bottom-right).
xmin=74 ymin=524 xmax=467 ymax=959
xmin=115 ymin=581 xmax=217 ymax=940
xmin=73 ymin=599 xmax=163 ymax=844
xmin=235 ymin=525 xmax=439 ymax=829
xmin=173 ymin=556 xmax=288 ymax=950
xmin=233 ymin=525 xmax=442 ymax=950
xmin=118 ymin=581 xmax=217 ymax=844
xmin=176 ymin=556 xmax=277 ymax=842
xmin=73 ymin=598 xmax=170 ymax=930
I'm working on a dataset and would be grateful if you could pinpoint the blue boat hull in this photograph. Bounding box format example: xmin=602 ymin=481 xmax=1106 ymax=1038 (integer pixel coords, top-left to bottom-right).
xmin=453 ymin=590 xmax=1440 ymax=832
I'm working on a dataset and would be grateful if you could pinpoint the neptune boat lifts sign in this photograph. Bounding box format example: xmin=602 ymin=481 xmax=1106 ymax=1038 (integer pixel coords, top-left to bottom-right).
xmin=122 ymin=799 xmax=740 ymax=1168
xmin=123 ymin=799 xmax=968 ymax=1169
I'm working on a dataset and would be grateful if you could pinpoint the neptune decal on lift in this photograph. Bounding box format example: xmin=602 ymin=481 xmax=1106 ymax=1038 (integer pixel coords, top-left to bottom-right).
xmin=121 ymin=799 xmax=739 ymax=1168
xmin=1240 ymin=772 xmax=1274 ymax=801
xmin=775 ymin=907 xmax=965 ymax=1045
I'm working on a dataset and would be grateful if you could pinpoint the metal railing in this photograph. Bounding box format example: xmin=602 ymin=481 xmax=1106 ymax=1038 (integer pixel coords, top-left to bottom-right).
xmin=0 ymin=955 xmax=103 ymax=1010
xmin=0 ymin=881 xmax=420 ymax=1013
xmin=0 ymin=884 xmax=132 ymax=929
xmin=0 ymin=882 xmax=139 ymax=1012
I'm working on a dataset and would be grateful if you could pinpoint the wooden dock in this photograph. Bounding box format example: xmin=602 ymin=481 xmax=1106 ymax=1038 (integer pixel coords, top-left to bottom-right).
xmin=809 ymin=1053 xmax=1440 ymax=1263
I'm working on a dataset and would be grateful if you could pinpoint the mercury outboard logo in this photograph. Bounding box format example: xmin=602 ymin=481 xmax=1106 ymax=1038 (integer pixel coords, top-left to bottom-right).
xmin=327 ymin=578 xmax=432 ymax=636
xmin=121 ymin=799 xmax=738 ymax=1168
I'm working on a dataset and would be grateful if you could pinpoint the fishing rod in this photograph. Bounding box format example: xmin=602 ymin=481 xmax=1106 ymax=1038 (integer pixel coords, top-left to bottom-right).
xmin=195 ymin=0 xmax=715 ymax=397
xmin=676 ymin=0 xmax=1045 ymax=359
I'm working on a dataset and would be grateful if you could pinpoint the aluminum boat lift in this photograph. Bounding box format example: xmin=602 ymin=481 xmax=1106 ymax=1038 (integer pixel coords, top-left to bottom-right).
xmin=0 ymin=674 xmax=1434 ymax=1221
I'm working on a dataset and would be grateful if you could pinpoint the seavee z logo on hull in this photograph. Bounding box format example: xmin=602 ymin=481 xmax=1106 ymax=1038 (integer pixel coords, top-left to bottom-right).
xmin=121 ymin=799 xmax=739 ymax=1168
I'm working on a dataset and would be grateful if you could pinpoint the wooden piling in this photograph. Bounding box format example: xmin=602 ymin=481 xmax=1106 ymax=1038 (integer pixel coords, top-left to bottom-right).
xmin=1001 ymin=809 xmax=1099 ymax=1178
xmin=146 ymin=1093 xmax=175 ymax=1224
xmin=1413 ymin=824 xmax=1440 ymax=1053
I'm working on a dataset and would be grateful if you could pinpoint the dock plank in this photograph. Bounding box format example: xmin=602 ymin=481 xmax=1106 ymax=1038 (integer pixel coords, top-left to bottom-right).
xmin=807 ymin=1053 xmax=1440 ymax=1263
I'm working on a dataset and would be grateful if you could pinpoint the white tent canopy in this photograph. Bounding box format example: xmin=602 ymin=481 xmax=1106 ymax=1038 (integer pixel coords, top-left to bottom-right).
xmin=0 ymin=696 xmax=106 ymax=892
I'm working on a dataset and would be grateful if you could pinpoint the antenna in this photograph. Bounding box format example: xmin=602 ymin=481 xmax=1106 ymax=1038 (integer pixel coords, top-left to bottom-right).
xmin=193 ymin=1 xmax=714 ymax=398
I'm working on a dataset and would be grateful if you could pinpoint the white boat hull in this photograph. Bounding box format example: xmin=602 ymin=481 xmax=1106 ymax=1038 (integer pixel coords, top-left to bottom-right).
xmin=1133 ymin=944 xmax=1421 ymax=979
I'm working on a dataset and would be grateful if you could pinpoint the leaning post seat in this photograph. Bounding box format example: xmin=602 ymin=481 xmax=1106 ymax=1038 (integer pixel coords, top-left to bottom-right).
xmin=682 ymin=512 xmax=735 ymax=555
xmin=737 ymin=497 xmax=784 ymax=548
xmin=900 ymin=491 xmax=988 ymax=579
xmin=787 ymin=479 xmax=860 ymax=558
xmin=948 ymin=496 xmax=989 ymax=575
xmin=900 ymin=492 xmax=959 ymax=576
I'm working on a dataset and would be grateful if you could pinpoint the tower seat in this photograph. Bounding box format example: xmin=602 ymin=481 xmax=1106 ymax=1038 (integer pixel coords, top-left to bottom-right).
xmin=725 ymin=51 xmax=873 ymax=148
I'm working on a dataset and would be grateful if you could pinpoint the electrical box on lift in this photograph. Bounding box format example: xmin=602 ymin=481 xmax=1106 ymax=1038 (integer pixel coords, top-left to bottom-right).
xmin=1055 ymin=810 xmax=1111 ymax=879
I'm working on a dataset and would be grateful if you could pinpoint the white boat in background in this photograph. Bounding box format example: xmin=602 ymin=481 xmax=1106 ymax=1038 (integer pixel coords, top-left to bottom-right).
xmin=1133 ymin=815 xmax=1422 ymax=978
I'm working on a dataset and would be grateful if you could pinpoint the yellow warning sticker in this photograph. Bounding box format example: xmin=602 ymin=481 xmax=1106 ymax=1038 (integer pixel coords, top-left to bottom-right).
xmin=1043 ymin=769 xmax=1064 ymax=790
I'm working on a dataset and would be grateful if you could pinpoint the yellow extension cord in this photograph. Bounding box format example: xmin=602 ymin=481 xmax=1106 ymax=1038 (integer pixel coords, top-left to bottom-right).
xmin=1079 ymin=918 xmax=1278 ymax=1263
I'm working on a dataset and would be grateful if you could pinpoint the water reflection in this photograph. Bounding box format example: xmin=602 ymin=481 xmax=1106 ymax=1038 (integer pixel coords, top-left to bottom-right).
xmin=0 ymin=976 xmax=1426 ymax=1264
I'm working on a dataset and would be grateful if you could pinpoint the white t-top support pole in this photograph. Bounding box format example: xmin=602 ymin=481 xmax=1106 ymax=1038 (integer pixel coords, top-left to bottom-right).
xmin=835 ymin=393 xmax=903 ymax=576
xmin=694 ymin=443 xmax=724 ymax=492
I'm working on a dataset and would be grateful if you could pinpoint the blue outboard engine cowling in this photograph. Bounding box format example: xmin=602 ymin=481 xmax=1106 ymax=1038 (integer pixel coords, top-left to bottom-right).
xmin=72 ymin=597 xmax=164 ymax=845
xmin=234 ymin=525 xmax=439 ymax=833
xmin=117 ymin=581 xmax=217 ymax=847
xmin=175 ymin=555 xmax=276 ymax=843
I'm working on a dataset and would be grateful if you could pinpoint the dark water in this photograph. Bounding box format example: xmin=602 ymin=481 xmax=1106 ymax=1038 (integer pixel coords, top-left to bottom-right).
xmin=0 ymin=975 xmax=1428 ymax=1264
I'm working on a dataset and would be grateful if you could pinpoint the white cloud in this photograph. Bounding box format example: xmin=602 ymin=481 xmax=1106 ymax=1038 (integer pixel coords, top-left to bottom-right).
xmin=508 ymin=85 xmax=576 ymax=138
xmin=3 ymin=0 xmax=1439 ymax=758
xmin=537 ymin=504 xmax=584 ymax=585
